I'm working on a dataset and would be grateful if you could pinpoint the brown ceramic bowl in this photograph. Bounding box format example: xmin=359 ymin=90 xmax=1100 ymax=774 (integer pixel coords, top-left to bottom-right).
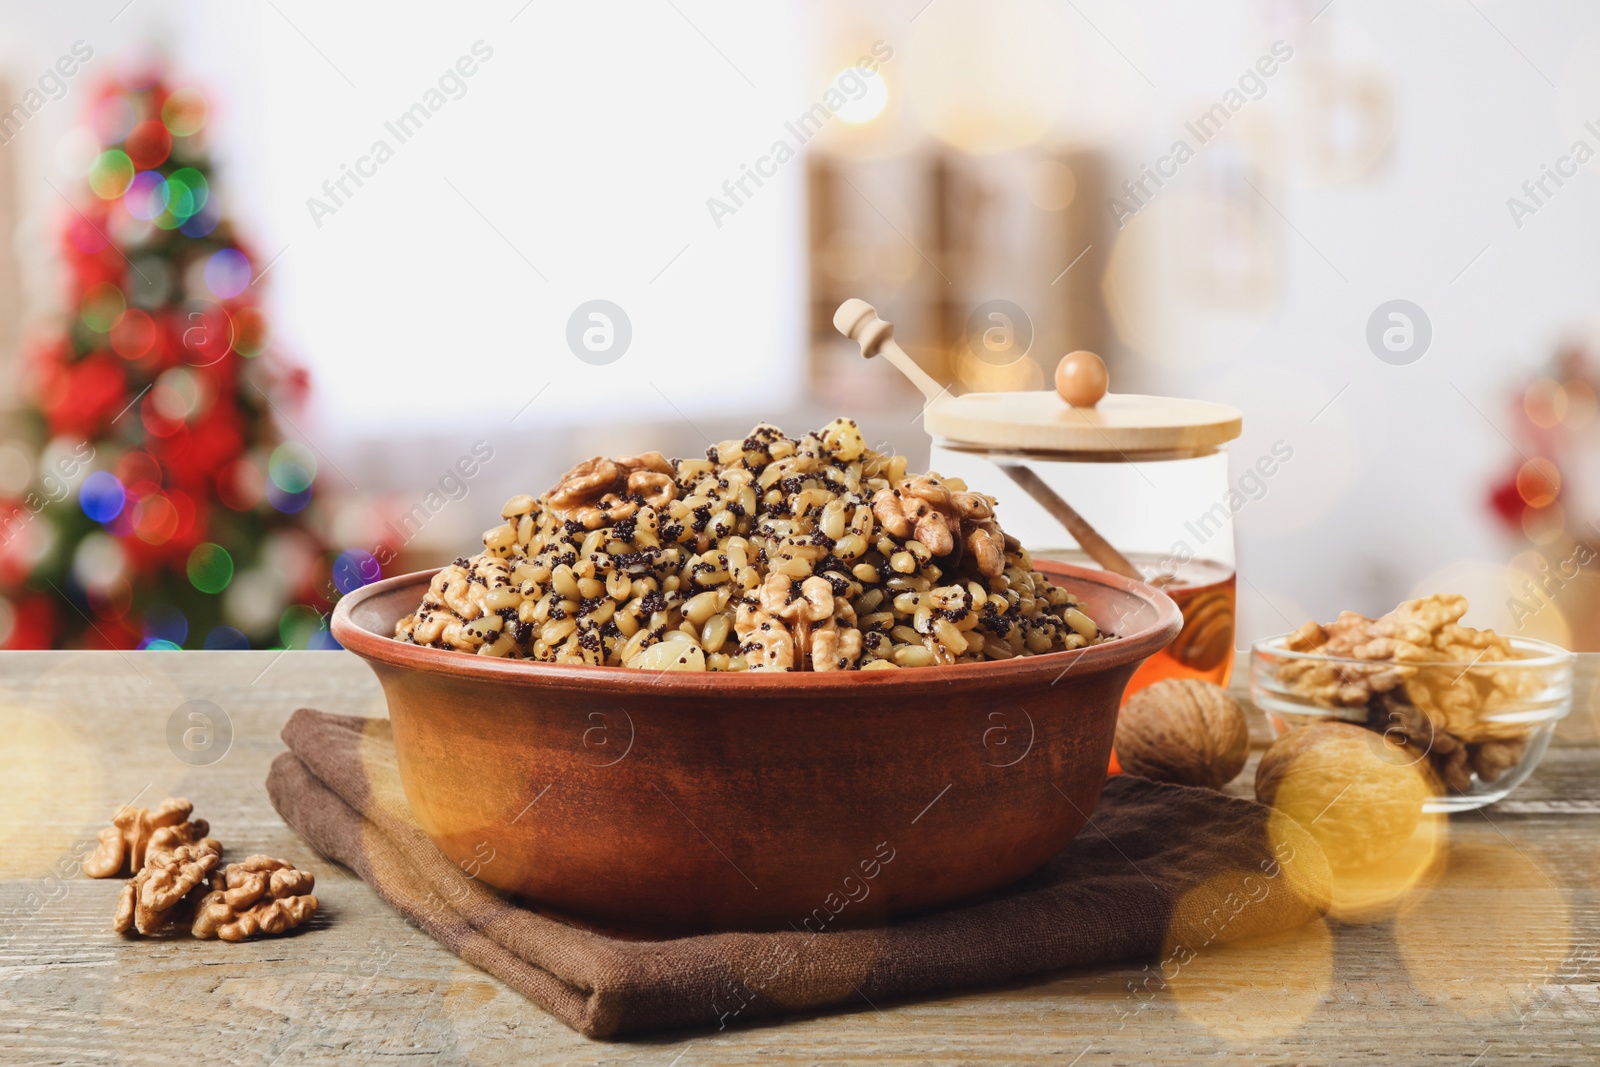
xmin=331 ymin=560 xmax=1180 ymax=931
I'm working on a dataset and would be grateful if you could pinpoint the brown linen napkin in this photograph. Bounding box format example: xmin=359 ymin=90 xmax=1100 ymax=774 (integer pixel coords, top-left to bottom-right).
xmin=266 ymin=708 xmax=1330 ymax=1039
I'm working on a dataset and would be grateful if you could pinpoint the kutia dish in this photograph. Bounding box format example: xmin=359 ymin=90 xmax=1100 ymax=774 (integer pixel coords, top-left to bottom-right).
xmin=394 ymin=418 xmax=1112 ymax=671
xmin=332 ymin=558 xmax=1181 ymax=928
xmin=1250 ymin=594 xmax=1574 ymax=812
xmin=333 ymin=418 xmax=1184 ymax=927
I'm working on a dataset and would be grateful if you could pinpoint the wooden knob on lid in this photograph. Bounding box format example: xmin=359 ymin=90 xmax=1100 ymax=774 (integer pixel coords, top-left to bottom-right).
xmin=1056 ymin=350 xmax=1108 ymax=407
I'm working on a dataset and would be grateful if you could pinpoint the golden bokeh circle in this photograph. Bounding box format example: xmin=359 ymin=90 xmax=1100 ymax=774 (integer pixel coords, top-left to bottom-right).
xmin=955 ymin=343 xmax=1045 ymax=393
xmin=1170 ymin=914 xmax=1334 ymax=1042
xmin=0 ymin=703 xmax=107 ymax=878
xmin=1259 ymin=735 xmax=1449 ymax=925
xmin=1025 ymin=159 xmax=1078 ymax=212
xmin=1323 ymin=810 xmax=1448 ymax=923
xmin=1102 ymin=195 xmax=1282 ymax=368
xmin=905 ymin=0 xmax=1067 ymax=154
xmin=1394 ymin=840 xmax=1572 ymax=1019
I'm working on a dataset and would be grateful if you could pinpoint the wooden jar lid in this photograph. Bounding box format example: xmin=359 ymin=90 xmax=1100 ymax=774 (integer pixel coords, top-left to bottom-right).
xmin=926 ymin=390 xmax=1243 ymax=456
xmin=828 ymin=302 xmax=1240 ymax=457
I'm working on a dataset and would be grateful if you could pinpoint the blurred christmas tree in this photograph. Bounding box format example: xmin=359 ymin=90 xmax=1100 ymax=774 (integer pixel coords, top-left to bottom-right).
xmin=0 ymin=58 xmax=336 ymax=650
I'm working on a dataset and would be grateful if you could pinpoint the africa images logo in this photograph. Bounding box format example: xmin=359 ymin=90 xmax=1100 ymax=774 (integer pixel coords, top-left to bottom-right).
xmin=1106 ymin=40 xmax=1293 ymax=229
xmin=305 ymin=41 xmax=494 ymax=228
xmin=705 ymin=40 xmax=893 ymax=228
xmin=1505 ymin=122 xmax=1600 ymax=229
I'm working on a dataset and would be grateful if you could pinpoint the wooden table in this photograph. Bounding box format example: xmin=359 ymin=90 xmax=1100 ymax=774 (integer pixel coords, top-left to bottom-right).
xmin=1 ymin=651 xmax=1596 ymax=1065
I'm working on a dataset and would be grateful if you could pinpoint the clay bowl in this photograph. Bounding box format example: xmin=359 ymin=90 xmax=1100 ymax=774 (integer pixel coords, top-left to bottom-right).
xmin=331 ymin=560 xmax=1180 ymax=931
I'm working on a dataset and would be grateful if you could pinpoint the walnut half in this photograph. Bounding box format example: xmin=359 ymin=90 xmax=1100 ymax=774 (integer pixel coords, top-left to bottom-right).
xmin=547 ymin=452 xmax=678 ymax=528
xmin=871 ymin=477 xmax=1004 ymax=577
xmin=192 ymin=856 xmax=319 ymax=942
xmin=1280 ymin=594 xmax=1534 ymax=744
xmin=84 ymin=797 xmax=208 ymax=879
xmin=113 ymin=839 xmax=223 ymax=935
xmin=734 ymin=603 xmax=795 ymax=671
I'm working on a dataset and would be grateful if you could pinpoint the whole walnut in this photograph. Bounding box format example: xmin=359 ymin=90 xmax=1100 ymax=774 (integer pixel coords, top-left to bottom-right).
xmin=1255 ymin=721 xmax=1427 ymax=872
xmin=1114 ymin=679 xmax=1250 ymax=790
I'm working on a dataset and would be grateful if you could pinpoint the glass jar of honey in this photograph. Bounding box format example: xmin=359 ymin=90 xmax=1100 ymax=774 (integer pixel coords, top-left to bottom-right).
xmin=925 ymin=366 xmax=1242 ymax=694
xmin=835 ymin=302 xmax=1244 ymax=695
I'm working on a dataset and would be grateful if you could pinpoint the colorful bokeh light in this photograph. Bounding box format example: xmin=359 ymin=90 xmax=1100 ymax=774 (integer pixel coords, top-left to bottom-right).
xmin=133 ymin=492 xmax=180 ymax=545
xmin=125 ymin=119 xmax=172 ymax=169
xmin=79 ymin=471 xmax=127 ymax=523
xmin=155 ymin=167 xmax=209 ymax=230
xmin=116 ymin=449 xmax=162 ymax=490
xmin=179 ymin=196 xmax=220 ymax=237
xmin=68 ymin=215 xmax=112 ymax=257
xmin=187 ymin=542 xmax=234 ymax=594
xmin=1516 ymin=458 xmax=1561 ymax=509
xmin=143 ymin=603 xmax=188 ymax=646
xmin=31 ymin=75 xmax=337 ymax=654
xmin=80 ymin=283 xmax=126 ymax=333
xmin=124 ymin=171 xmax=170 ymax=221
xmin=155 ymin=198 xmax=190 ymax=231
xmin=204 ymin=248 xmax=251 ymax=298
xmin=266 ymin=482 xmax=313 ymax=515
xmin=218 ymin=459 xmax=264 ymax=511
xmin=278 ymin=604 xmax=325 ymax=649
xmin=161 ymin=88 xmax=207 ymax=137
xmin=109 ymin=308 xmax=158 ymax=360
xmin=232 ymin=306 xmax=269 ymax=357
xmin=332 ymin=548 xmax=381 ymax=595
xmin=168 ymin=168 xmax=208 ymax=212
xmin=268 ymin=442 xmax=317 ymax=493
xmin=203 ymin=625 xmax=249 ymax=650
xmin=88 ymin=149 xmax=134 ymax=199
xmin=308 ymin=628 xmax=342 ymax=651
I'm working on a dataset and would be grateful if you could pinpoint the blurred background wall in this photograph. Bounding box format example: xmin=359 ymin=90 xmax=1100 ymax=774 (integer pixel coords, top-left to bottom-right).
xmin=1 ymin=0 xmax=1598 ymax=651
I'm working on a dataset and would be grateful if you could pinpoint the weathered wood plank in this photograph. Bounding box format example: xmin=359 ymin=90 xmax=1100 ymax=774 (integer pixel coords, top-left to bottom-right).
xmin=0 ymin=650 xmax=1594 ymax=1065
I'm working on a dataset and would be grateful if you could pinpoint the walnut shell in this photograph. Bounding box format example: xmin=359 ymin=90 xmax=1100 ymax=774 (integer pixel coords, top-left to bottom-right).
xmin=1255 ymin=722 xmax=1427 ymax=872
xmin=1114 ymin=679 xmax=1250 ymax=790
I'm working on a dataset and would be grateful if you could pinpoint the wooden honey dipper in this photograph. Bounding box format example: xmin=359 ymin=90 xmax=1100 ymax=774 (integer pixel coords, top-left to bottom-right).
xmin=832 ymin=299 xmax=1144 ymax=583
xmin=832 ymin=299 xmax=948 ymax=403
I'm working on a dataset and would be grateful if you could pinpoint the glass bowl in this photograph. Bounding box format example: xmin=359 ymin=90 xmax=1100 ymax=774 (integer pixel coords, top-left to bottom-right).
xmin=1250 ymin=634 xmax=1574 ymax=812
